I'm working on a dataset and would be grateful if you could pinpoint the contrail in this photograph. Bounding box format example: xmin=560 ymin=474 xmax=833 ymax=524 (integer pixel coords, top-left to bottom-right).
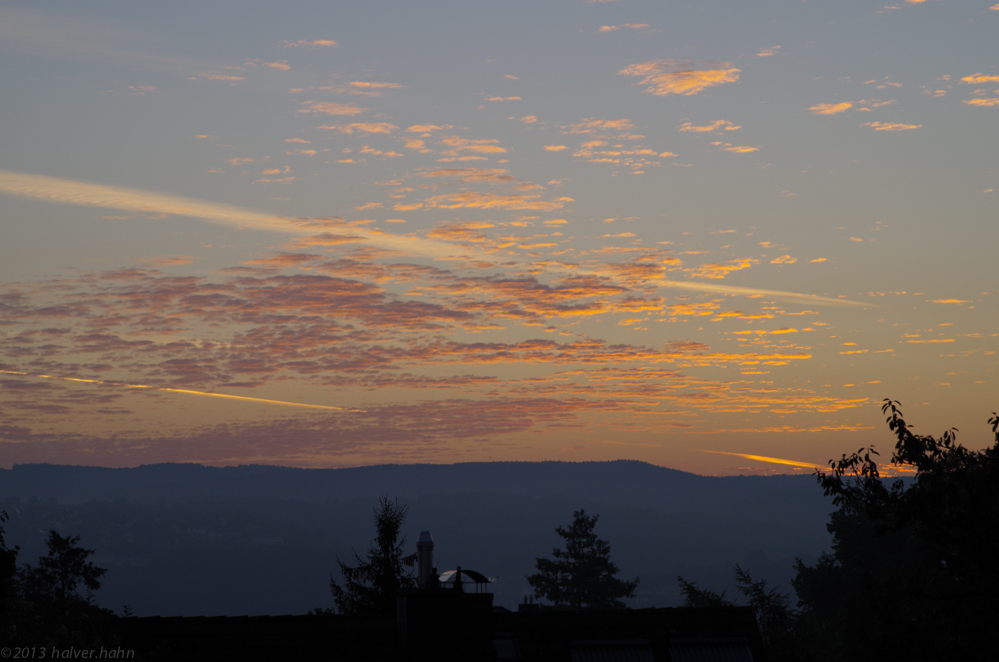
xmin=0 ymin=369 xmax=362 ymax=412
xmin=701 ymin=450 xmax=825 ymax=469
xmin=0 ymin=169 xmax=871 ymax=306
xmin=660 ymin=280 xmax=870 ymax=308
xmin=0 ymin=169 xmax=477 ymax=261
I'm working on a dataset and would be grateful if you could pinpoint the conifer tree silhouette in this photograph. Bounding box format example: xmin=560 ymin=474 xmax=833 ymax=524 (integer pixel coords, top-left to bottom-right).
xmin=330 ymin=496 xmax=417 ymax=615
xmin=528 ymin=509 xmax=638 ymax=609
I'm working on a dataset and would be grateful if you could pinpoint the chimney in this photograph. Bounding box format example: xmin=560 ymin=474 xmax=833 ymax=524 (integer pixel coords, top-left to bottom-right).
xmin=417 ymin=530 xmax=435 ymax=589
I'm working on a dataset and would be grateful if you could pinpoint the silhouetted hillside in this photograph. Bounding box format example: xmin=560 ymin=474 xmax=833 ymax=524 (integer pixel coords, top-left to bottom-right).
xmin=0 ymin=460 xmax=827 ymax=519
xmin=0 ymin=461 xmax=834 ymax=615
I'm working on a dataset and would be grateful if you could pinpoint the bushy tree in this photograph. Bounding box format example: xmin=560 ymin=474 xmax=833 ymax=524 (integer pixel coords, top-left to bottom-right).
xmin=792 ymin=400 xmax=999 ymax=661
xmin=9 ymin=528 xmax=115 ymax=648
xmin=18 ymin=531 xmax=107 ymax=607
xmin=528 ymin=509 xmax=638 ymax=609
xmin=330 ymin=496 xmax=417 ymax=615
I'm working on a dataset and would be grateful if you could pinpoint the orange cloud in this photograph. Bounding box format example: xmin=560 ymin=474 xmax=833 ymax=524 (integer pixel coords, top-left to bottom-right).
xmin=263 ymin=61 xmax=290 ymax=70
xmin=770 ymin=255 xmax=797 ymax=265
xmin=685 ymin=259 xmax=758 ymax=279
xmin=423 ymin=168 xmax=516 ymax=184
xmin=297 ymin=101 xmax=368 ymax=115
xmin=405 ymin=125 xmax=452 ymax=133
xmin=961 ymin=73 xmax=999 ymax=84
xmin=861 ymin=121 xmax=922 ymax=131
xmin=561 ymin=118 xmax=635 ymax=135
xmin=715 ymin=144 xmax=759 ymax=153
xmin=619 ymin=60 xmax=740 ymax=96
xmin=420 ymin=191 xmax=571 ymax=211
xmin=544 ymin=145 xmax=567 ymax=151
xmin=349 ymin=81 xmax=404 ymax=89
xmin=319 ymin=122 xmax=399 ymax=134
xmin=963 ymin=98 xmax=999 ymax=107
xmin=678 ymin=120 xmax=740 ymax=132
xmin=809 ymin=102 xmax=853 ymax=115
xmin=280 ymin=39 xmax=337 ymax=47
xmin=359 ymin=145 xmax=403 ymax=158
xmin=756 ymin=46 xmax=781 ymax=57
xmin=437 ymin=136 xmax=508 ymax=158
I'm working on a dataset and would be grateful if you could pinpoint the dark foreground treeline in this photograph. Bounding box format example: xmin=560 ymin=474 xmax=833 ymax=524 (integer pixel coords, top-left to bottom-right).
xmin=678 ymin=402 xmax=999 ymax=662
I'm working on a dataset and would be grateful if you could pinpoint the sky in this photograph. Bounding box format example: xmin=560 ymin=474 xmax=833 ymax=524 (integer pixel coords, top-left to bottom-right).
xmin=1 ymin=1 xmax=997 ymax=475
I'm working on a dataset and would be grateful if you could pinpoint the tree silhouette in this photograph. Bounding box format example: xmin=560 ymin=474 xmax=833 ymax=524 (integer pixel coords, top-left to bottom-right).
xmin=11 ymin=529 xmax=115 ymax=648
xmin=17 ymin=531 xmax=107 ymax=607
xmin=0 ymin=511 xmax=20 ymax=634
xmin=679 ymin=567 xmax=802 ymax=662
xmin=677 ymin=575 xmax=732 ymax=608
xmin=792 ymin=400 xmax=999 ymax=661
xmin=528 ymin=509 xmax=638 ymax=609
xmin=330 ymin=496 xmax=417 ymax=615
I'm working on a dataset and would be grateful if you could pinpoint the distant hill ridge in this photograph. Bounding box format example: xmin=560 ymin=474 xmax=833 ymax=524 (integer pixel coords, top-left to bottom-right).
xmin=0 ymin=460 xmax=823 ymax=520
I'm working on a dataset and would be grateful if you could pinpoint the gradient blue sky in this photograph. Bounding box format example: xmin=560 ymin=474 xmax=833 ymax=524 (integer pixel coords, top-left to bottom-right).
xmin=1 ymin=0 xmax=996 ymax=474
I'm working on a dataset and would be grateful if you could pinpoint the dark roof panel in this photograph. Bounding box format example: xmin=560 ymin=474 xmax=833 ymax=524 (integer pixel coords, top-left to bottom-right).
xmin=571 ymin=640 xmax=657 ymax=662
xmin=669 ymin=640 xmax=755 ymax=662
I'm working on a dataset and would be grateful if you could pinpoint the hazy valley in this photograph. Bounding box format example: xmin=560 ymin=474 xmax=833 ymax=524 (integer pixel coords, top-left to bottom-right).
xmin=0 ymin=460 xmax=834 ymax=615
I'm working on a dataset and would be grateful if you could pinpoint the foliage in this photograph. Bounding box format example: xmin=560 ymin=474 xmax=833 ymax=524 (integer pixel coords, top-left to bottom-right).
xmin=329 ymin=495 xmax=417 ymax=615
xmin=792 ymin=399 xmax=999 ymax=661
xmin=678 ymin=566 xmax=797 ymax=653
xmin=0 ymin=511 xmax=20 ymax=635
xmin=18 ymin=531 xmax=107 ymax=606
xmin=6 ymin=528 xmax=116 ymax=648
xmin=732 ymin=565 xmax=797 ymax=652
xmin=677 ymin=576 xmax=732 ymax=608
xmin=528 ymin=509 xmax=638 ymax=609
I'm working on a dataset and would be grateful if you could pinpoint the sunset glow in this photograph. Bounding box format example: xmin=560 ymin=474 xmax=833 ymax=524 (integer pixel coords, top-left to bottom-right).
xmin=1 ymin=2 xmax=995 ymax=474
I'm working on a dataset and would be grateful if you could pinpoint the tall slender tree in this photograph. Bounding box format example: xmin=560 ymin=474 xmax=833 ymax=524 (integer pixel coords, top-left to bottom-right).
xmin=528 ymin=509 xmax=638 ymax=609
xmin=330 ymin=496 xmax=417 ymax=615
